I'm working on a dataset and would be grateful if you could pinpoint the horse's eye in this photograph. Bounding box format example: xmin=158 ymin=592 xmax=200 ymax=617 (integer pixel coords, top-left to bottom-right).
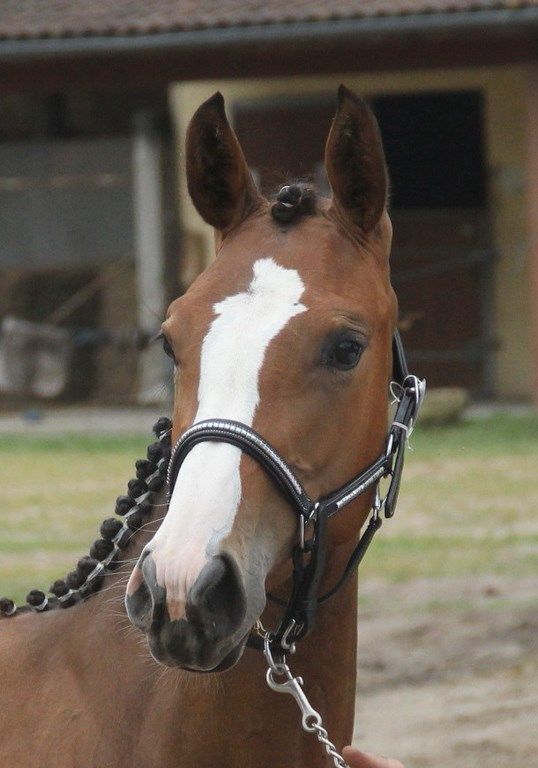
xmin=325 ymin=337 xmax=364 ymax=371
xmin=159 ymin=333 xmax=176 ymax=362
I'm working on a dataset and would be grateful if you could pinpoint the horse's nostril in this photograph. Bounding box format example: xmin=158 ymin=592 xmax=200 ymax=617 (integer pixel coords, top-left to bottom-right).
xmin=187 ymin=555 xmax=246 ymax=640
xmin=125 ymin=575 xmax=152 ymax=629
xmin=125 ymin=553 xmax=167 ymax=632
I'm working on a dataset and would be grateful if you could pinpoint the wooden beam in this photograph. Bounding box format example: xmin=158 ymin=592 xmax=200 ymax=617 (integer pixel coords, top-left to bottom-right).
xmin=526 ymin=65 xmax=538 ymax=406
xmin=132 ymin=109 xmax=168 ymax=404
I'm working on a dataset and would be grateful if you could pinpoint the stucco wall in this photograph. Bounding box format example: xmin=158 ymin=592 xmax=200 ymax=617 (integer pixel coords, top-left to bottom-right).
xmin=169 ymin=67 xmax=531 ymax=400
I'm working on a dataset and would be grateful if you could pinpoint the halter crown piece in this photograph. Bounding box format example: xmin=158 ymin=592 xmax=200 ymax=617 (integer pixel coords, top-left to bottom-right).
xmin=167 ymin=330 xmax=426 ymax=654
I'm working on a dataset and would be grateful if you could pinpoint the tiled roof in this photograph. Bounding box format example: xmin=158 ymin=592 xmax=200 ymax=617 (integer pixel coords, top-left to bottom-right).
xmin=0 ymin=0 xmax=536 ymax=40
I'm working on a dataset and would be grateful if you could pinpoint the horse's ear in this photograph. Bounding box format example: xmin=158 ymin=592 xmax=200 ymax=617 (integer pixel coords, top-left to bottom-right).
xmin=325 ymin=85 xmax=388 ymax=233
xmin=186 ymin=92 xmax=264 ymax=232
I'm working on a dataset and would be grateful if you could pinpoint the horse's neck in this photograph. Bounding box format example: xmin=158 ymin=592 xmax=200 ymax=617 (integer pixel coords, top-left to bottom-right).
xmin=4 ymin=510 xmax=359 ymax=767
xmin=70 ymin=538 xmax=359 ymax=767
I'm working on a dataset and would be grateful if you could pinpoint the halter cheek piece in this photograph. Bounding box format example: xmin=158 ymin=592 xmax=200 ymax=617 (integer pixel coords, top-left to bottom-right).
xmin=167 ymin=331 xmax=426 ymax=654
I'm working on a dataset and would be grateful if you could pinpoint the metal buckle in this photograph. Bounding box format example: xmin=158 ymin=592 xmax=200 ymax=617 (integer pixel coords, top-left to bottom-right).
xmin=404 ymin=374 xmax=426 ymax=416
xmin=299 ymin=502 xmax=319 ymax=551
xmin=387 ymin=374 xmax=426 ymax=455
xmin=372 ymin=484 xmax=382 ymax=523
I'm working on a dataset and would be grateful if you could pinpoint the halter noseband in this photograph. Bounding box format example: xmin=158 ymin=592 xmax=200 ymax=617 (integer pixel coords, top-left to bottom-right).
xmin=167 ymin=331 xmax=425 ymax=654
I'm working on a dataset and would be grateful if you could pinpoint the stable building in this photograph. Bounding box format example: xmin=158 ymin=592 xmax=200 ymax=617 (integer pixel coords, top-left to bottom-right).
xmin=0 ymin=1 xmax=537 ymax=403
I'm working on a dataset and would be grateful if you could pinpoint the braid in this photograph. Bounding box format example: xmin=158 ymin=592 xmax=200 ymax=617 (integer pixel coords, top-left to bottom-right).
xmin=26 ymin=590 xmax=49 ymax=611
xmin=271 ymin=184 xmax=316 ymax=224
xmin=0 ymin=597 xmax=16 ymax=617
xmin=0 ymin=417 xmax=172 ymax=619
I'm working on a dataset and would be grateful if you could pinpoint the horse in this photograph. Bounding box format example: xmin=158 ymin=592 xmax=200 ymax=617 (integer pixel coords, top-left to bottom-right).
xmin=0 ymin=85 xmax=420 ymax=768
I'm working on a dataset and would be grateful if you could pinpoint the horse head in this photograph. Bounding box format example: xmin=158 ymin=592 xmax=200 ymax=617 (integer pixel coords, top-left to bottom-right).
xmin=126 ymin=86 xmax=397 ymax=672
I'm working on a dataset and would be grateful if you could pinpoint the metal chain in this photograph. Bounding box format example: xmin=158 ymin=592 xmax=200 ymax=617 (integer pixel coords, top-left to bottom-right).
xmin=263 ymin=635 xmax=349 ymax=768
xmin=307 ymin=721 xmax=349 ymax=768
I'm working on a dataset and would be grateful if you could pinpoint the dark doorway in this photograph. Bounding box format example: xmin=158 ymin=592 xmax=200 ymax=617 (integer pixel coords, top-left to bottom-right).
xmin=373 ymin=91 xmax=487 ymax=210
xmin=373 ymin=91 xmax=493 ymax=394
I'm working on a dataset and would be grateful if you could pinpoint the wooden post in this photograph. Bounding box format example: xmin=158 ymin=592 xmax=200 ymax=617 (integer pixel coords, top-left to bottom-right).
xmin=526 ymin=66 xmax=538 ymax=406
xmin=132 ymin=109 xmax=168 ymax=404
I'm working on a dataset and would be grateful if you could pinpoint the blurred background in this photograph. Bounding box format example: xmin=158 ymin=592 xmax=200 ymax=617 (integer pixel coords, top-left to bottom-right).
xmin=0 ymin=2 xmax=537 ymax=766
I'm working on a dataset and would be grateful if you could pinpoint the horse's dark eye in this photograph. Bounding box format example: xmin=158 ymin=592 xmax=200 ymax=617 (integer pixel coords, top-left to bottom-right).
xmin=325 ymin=337 xmax=364 ymax=371
xmin=160 ymin=334 xmax=176 ymax=362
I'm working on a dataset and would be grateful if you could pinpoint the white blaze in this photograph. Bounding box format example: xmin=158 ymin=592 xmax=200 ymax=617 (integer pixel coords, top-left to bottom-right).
xmin=150 ymin=258 xmax=306 ymax=606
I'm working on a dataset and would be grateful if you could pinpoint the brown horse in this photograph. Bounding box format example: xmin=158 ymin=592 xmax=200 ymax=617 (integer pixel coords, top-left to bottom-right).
xmin=0 ymin=86 xmax=399 ymax=767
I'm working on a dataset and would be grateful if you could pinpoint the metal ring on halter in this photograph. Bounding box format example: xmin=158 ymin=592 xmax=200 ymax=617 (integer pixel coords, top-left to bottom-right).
xmin=404 ymin=374 xmax=426 ymax=408
xmin=389 ymin=380 xmax=404 ymax=405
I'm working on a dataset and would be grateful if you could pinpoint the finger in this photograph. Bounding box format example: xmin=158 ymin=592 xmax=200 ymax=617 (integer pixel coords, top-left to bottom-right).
xmin=342 ymin=745 xmax=405 ymax=768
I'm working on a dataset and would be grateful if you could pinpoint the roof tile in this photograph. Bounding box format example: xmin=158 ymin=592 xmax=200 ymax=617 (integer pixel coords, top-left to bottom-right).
xmin=0 ymin=0 xmax=536 ymax=40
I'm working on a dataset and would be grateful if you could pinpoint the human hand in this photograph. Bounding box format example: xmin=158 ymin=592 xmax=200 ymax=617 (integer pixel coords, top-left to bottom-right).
xmin=342 ymin=745 xmax=404 ymax=768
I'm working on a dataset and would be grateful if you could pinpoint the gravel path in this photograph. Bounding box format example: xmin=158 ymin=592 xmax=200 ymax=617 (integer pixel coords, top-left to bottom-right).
xmin=354 ymin=576 xmax=538 ymax=767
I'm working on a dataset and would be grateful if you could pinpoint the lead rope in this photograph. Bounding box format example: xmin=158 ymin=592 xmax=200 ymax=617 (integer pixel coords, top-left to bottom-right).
xmin=263 ymin=633 xmax=349 ymax=768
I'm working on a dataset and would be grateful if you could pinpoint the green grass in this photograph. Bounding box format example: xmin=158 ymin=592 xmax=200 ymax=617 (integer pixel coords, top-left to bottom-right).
xmin=358 ymin=414 xmax=538 ymax=582
xmin=365 ymin=533 xmax=538 ymax=582
xmin=1 ymin=414 xmax=537 ymax=603
xmin=0 ymin=434 xmax=148 ymax=602
xmin=410 ymin=412 xmax=538 ymax=456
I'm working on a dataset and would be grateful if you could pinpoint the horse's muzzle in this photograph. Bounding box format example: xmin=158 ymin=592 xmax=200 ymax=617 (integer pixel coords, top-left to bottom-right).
xmin=125 ymin=552 xmax=247 ymax=671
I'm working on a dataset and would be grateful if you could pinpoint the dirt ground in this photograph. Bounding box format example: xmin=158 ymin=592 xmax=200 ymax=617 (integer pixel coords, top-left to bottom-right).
xmin=354 ymin=575 xmax=537 ymax=768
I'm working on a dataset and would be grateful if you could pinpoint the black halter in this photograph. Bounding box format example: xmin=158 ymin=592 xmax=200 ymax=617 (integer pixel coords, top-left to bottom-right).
xmin=167 ymin=331 xmax=425 ymax=654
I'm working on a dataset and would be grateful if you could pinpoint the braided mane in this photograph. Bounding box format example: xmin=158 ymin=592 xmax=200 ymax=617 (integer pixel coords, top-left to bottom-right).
xmin=0 ymin=418 xmax=172 ymax=619
xmin=0 ymin=186 xmax=317 ymax=619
